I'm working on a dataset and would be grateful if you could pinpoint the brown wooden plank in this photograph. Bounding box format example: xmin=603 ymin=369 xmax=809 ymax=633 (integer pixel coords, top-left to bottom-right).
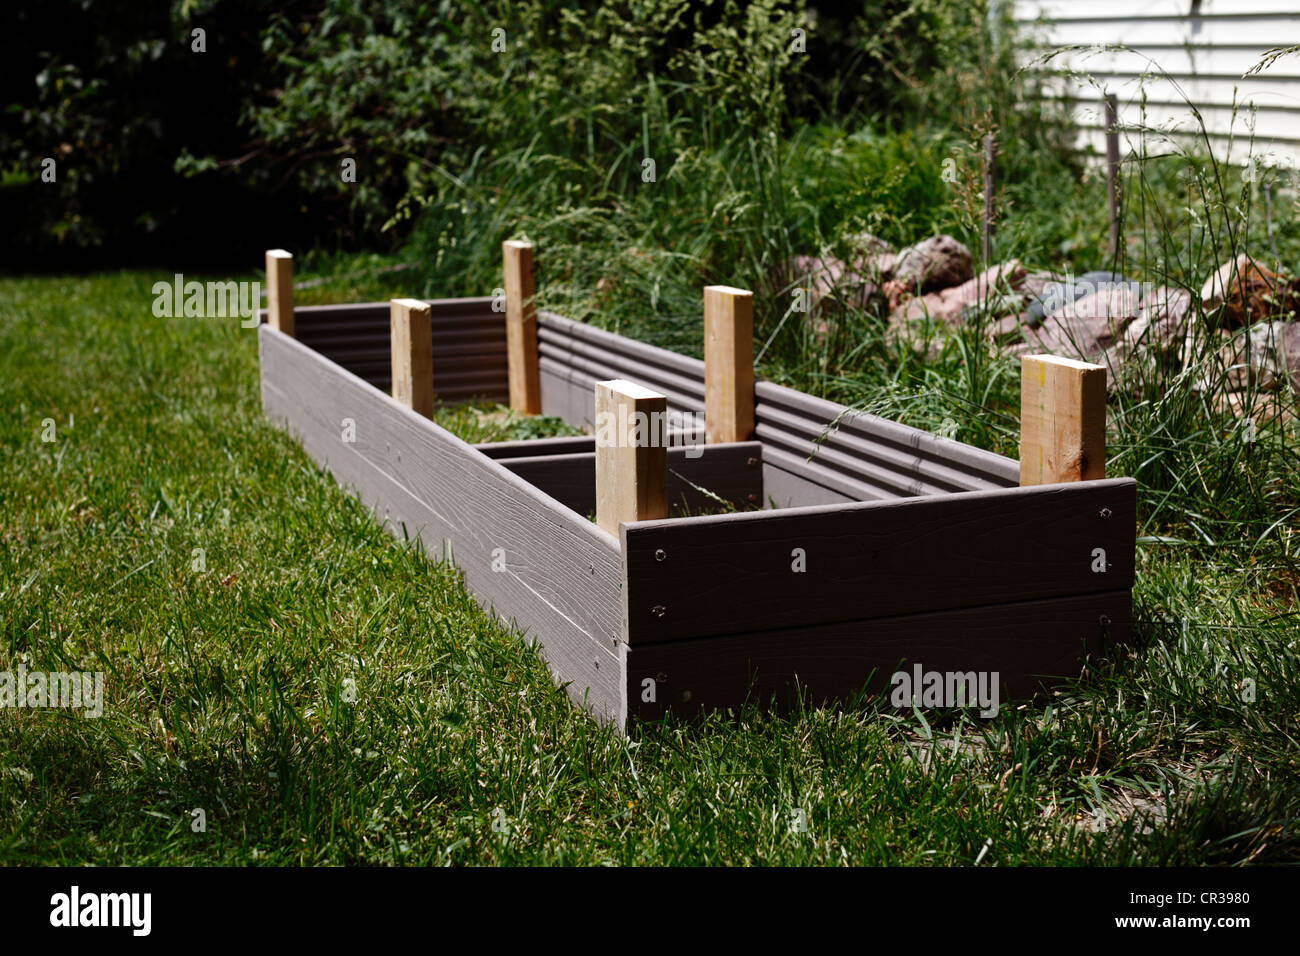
xmin=266 ymin=250 xmax=294 ymax=336
xmin=1020 ymin=354 xmax=1107 ymax=485
xmin=259 ymin=326 xmax=625 ymax=726
xmin=503 ymin=240 xmax=541 ymax=414
xmin=595 ymin=379 xmax=668 ymax=536
xmin=704 ymin=285 xmax=756 ymax=444
xmin=621 ymin=477 xmax=1136 ymax=644
xmin=626 ymin=590 xmax=1131 ymax=720
xmin=389 ymin=298 xmax=434 ymax=417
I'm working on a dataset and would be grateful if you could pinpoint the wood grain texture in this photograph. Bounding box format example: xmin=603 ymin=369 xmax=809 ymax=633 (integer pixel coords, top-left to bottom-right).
xmin=265 ymin=250 xmax=294 ymax=337
xmin=626 ymin=589 xmax=1131 ymax=720
xmin=595 ymin=379 xmax=668 ymax=536
xmin=703 ymin=285 xmax=755 ymax=444
xmin=493 ymin=441 xmax=762 ymax=517
xmin=1019 ymin=354 xmax=1107 ymax=485
xmin=621 ymin=477 xmax=1136 ymax=644
xmin=389 ymin=298 xmax=434 ymax=417
xmin=259 ymin=326 xmax=626 ymax=726
xmin=503 ymin=240 xmax=541 ymax=414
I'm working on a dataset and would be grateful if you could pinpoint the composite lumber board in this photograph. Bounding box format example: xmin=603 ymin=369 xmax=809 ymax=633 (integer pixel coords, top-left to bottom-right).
xmin=537 ymin=311 xmax=706 ymax=428
xmin=538 ymin=355 xmax=702 ymax=430
xmin=537 ymin=348 xmax=705 ymax=419
xmin=537 ymin=330 xmax=707 ymax=407
xmin=625 ymin=589 xmax=1131 ymax=720
xmin=760 ymin=457 xmax=860 ymax=508
xmin=532 ymin=309 xmax=1018 ymax=505
xmin=259 ymin=329 xmax=622 ymax=643
xmin=754 ymin=380 xmax=1020 ymax=496
xmin=286 ymin=299 xmax=508 ymax=402
xmin=331 ymin=374 xmax=508 ymax=406
xmin=761 ymin=445 xmax=925 ymax=507
xmin=538 ymin=311 xmax=706 ymax=386
xmin=759 ymin=422 xmax=962 ymax=501
xmin=539 ymin=358 xmax=704 ymax=442
xmin=756 ymin=401 xmax=1010 ymax=497
xmin=258 ymin=326 xmax=626 ymax=726
xmin=620 ymin=477 xmax=1136 ymax=644
xmin=314 ymin=356 xmax=507 ymax=400
xmin=301 ymin=329 xmax=507 ymax=354
xmin=493 ymin=442 xmax=763 ymax=518
xmin=475 ymin=435 xmax=599 ymax=459
xmin=282 ymin=298 xmax=499 ymax=327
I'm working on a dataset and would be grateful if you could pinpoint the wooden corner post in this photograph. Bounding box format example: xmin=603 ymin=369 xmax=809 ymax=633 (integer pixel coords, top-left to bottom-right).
xmin=266 ymin=249 xmax=294 ymax=336
xmin=595 ymin=379 xmax=668 ymax=537
xmin=704 ymin=285 xmax=755 ymax=444
xmin=503 ymin=239 xmax=541 ymax=415
xmin=390 ymin=298 xmax=435 ymax=418
xmin=1019 ymin=354 xmax=1106 ymax=486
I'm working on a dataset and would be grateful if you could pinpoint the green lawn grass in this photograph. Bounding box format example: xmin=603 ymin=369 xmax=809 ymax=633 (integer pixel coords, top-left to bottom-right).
xmin=1 ymin=270 xmax=1297 ymax=865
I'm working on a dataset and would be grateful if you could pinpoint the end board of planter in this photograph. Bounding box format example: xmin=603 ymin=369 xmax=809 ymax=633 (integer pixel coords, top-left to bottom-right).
xmin=619 ymin=479 xmax=1134 ymax=719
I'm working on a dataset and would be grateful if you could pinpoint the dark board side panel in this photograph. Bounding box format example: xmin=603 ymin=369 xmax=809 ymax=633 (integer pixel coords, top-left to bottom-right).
xmin=475 ymin=435 xmax=599 ymax=459
xmin=626 ymin=589 xmax=1131 ymax=721
xmin=259 ymin=326 xmax=625 ymax=726
xmin=760 ymin=444 xmax=896 ymax=504
xmin=621 ymin=478 xmax=1136 ymax=644
xmin=278 ymin=299 xmax=509 ymax=404
xmin=537 ymin=311 xmax=705 ymax=431
xmin=761 ymin=460 xmax=858 ymax=509
xmin=754 ymin=380 xmax=1020 ymax=502
xmin=533 ymin=309 xmax=1019 ymax=507
xmin=494 ymin=442 xmax=763 ymax=518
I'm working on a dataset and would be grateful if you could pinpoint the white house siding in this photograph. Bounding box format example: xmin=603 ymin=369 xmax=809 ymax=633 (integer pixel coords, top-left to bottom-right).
xmin=1013 ymin=0 xmax=1300 ymax=168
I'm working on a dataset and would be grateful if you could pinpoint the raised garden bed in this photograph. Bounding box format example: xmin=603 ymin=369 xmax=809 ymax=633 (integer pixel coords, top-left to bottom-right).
xmin=257 ymin=245 xmax=1135 ymax=732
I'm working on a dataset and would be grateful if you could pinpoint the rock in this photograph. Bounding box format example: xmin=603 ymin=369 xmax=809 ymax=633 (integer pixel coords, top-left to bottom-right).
xmin=1020 ymin=270 xmax=1061 ymax=303
xmin=890 ymin=234 xmax=973 ymax=298
xmin=887 ymin=260 xmax=1027 ymax=342
xmin=1215 ymin=388 xmax=1298 ymax=424
xmin=843 ymin=232 xmax=896 ymax=283
xmin=959 ymin=290 xmax=1027 ymax=327
xmin=1026 ymin=271 xmax=1141 ymax=327
xmin=1211 ymin=321 xmax=1300 ymax=391
xmin=992 ymin=312 xmax=1030 ymax=344
xmin=844 ymin=231 xmax=893 ymax=257
xmin=1200 ymin=254 xmax=1297 ymax=327
xmin=786 ymin=254 xmax=878 ymax=311
xmin=1200 ymin=254 xmax=1248 ymax=320
xmin=1022 ymin=286 xmax=1141 ymax=360
xmin=1119 ymin=286 xmax=1193 ymax=359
